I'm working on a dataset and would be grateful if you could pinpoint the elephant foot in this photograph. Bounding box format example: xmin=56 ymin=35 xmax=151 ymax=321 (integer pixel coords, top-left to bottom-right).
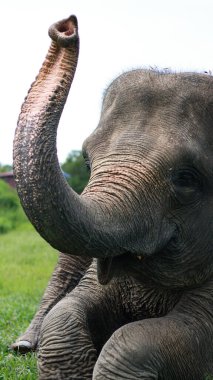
xmin=11 ymin=340 xmax=35 ymax=354
xmin=11 ymin=328 xmax=39 ymax=354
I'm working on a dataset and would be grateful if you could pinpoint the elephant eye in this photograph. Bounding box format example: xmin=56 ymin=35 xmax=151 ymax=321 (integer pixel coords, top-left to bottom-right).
xmin=171 ymin=168 xmax=203 ymax=202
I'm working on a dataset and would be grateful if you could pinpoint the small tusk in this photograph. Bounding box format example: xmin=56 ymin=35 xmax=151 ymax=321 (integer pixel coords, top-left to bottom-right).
xmin=137 ymin=255 xmax=143 ymax=260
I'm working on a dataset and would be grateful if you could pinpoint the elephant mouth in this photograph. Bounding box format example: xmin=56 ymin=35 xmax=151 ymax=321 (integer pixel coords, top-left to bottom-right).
xmin=97 ymin=254 xmax=144 ymax=285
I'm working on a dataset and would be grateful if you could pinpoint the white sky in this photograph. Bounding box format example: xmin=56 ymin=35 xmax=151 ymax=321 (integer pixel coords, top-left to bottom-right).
xmin=1 ymin=0 xmax=213 ymax=165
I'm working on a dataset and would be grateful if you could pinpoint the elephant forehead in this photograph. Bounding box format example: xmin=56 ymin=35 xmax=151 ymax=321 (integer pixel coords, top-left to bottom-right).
xmin=102 ymin=70 xmax=213 ymax=121
xmin=84 ymin=70 xmax=213 ymax=168
xmin=105 ymin=69 xmax=213 ymax=96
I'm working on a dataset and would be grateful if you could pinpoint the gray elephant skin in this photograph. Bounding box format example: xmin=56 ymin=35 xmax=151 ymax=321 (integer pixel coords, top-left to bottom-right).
xmin=12 ymin=14 xmax=213 ymax=380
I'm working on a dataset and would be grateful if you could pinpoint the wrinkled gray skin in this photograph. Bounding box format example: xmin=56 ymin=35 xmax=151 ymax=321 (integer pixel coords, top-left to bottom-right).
xmin=12 ymin=15 xmax=213 ymax=380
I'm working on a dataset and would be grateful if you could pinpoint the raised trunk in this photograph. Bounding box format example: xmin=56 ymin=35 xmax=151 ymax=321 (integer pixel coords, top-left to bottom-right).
xmin=14 ymin=16 xmax=81 ymax=250
xmin=13 ymin=16 xmax=116 ymax=258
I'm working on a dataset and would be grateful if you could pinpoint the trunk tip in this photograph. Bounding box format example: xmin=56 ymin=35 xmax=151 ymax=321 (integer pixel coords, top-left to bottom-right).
xmin=48 ymin=15 xmax=78 ymax=48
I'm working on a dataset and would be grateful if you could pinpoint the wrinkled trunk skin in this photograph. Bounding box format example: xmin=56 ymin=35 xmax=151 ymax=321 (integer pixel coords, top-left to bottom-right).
xmin=13 ymin=15 xmax=102 ymax=257
xmin=37 ymin=260 xmax=181 ymax=379
xmin=11 ymin=253 xmax=91 ymax=353
xmin=13 ymin=15 xmax=132 ymax=259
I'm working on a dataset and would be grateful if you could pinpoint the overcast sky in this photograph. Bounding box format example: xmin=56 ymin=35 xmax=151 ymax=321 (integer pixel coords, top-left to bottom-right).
xmin=1 ymin=0 xmax=213 ymax=165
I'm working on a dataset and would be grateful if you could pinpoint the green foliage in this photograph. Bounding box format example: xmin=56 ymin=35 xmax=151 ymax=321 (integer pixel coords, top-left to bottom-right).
xmin=61 ymin=150 xmax=90 ymax=194
xmin=0 ymin=164 xmax=12 ymax=173
xmin=0 ymin=180 xmax=28 ymax=234
xmin=0 ymin=180 xmax=18 ymax=209
xmin=0 ymin=227 xmax=58 ymax=378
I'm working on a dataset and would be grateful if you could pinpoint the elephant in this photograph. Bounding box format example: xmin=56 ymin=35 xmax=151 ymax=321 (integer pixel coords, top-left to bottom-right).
xmin=12 ymin=14 xmax=213 ymax=379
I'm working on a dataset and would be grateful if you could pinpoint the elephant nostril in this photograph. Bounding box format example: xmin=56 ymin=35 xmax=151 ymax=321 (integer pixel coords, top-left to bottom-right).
xmin=58 ymin=22 xmax=74 ymax=36
xmin=48 ymin=15 xmax=78 ymax=47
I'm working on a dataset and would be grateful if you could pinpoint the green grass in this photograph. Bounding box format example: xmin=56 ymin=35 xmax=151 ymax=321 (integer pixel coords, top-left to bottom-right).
xmin=0 ymin=181 xmax=27 ymax=234
xmin=0 ymin=224 xmax=57 ymax=379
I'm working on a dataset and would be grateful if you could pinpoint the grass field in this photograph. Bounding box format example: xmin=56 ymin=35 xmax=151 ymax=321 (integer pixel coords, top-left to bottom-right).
xmin=0 ymin=224 xmax=57 ymax=379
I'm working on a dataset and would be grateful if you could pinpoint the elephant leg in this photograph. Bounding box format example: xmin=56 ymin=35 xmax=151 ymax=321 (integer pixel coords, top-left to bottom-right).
xmin=37 ymin=262 xmax=134 ymax=380
xmin=11 ymin=253 xmax=91 ymax=353
xmin=93 ymin=313 xmax=213 ymax=380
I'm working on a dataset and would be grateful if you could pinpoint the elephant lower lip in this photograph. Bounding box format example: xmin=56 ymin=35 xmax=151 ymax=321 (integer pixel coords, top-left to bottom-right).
xmin=97 ymin=253 xmax=144 ymax=285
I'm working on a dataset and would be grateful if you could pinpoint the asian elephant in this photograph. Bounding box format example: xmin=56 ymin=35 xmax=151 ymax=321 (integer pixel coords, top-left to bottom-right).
xmin=12 ymin=14 xmax=213 ymax=380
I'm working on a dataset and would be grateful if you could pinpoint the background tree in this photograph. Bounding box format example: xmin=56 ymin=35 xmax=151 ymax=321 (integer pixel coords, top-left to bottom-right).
xmin=0 ymin=164 xmax=12 ymax=172
xmin=61 ymin=150 xmax=90 ymax=194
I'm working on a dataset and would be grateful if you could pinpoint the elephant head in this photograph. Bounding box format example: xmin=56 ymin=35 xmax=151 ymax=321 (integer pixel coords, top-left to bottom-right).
xmin=13 ymin=15 xmax=213 ymax=290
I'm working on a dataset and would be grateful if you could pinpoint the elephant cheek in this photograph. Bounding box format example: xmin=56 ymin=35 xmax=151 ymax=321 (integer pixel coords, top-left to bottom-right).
xmin=38 ymin=299 xmax=97 ymax=379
